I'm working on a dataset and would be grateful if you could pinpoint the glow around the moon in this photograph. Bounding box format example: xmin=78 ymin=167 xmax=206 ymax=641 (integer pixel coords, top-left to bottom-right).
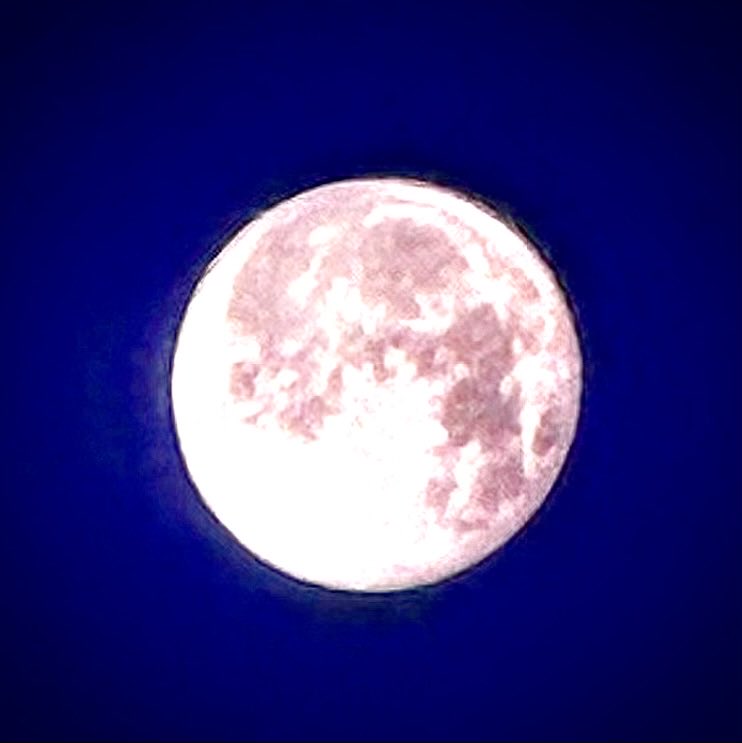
xmin=171 ymin=178 xmax=582 ymax=591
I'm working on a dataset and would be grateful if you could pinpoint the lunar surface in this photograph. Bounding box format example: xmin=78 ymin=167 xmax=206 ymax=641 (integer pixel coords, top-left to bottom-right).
xmin=171 ymin=178 xmax=582 ymax=591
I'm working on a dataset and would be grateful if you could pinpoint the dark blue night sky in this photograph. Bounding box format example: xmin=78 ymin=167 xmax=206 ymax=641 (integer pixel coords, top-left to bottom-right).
xmin=2 ymin=2 xmax=740 ymax=740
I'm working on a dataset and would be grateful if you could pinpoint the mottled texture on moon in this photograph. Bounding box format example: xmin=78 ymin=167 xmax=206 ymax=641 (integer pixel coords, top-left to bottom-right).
xmin=171 ymin=178 xmax=582 ymax=591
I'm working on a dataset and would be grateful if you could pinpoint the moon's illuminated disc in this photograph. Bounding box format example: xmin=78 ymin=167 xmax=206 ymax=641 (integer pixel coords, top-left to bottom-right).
xmin=171 ymin=178 xmax=582 ymax=591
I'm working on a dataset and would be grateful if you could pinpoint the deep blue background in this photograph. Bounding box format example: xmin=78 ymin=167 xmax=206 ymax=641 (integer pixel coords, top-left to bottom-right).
xmin=2 ymin=2 xmax=740 ymax=740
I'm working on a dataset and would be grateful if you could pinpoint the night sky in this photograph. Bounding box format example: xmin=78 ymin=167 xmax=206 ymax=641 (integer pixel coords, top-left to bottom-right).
xmin=2 ymin=2 xmax=740 ymax=740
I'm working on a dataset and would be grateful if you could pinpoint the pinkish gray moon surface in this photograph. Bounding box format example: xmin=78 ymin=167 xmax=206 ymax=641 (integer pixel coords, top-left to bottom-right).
xmin=170 ymin=178 xmax=582 ymax=591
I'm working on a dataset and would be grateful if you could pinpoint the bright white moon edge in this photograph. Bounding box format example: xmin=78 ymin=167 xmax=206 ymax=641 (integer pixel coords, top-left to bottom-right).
xmin=170 ymin=178 xmax=582 ymax=592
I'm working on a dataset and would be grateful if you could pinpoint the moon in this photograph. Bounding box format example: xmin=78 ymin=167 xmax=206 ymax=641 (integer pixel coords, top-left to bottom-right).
xmin=171 ymin=177 xmax=582 ymax=591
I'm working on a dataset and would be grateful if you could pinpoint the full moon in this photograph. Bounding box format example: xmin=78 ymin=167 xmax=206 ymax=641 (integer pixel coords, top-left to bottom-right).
xmin=171 ymin=178 xmax=582 ymax=591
